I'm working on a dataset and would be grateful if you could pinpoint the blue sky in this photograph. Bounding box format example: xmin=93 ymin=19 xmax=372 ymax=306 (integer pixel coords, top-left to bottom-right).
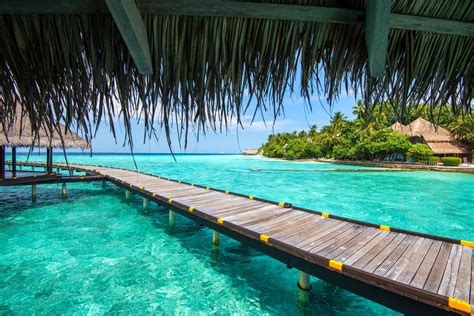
xmin=91 ymin=92 xmax=359 ymax=153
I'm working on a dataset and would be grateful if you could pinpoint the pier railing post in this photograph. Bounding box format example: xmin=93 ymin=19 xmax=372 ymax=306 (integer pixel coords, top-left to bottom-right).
xmin=297 ymin=271 xmax=311 ymax=303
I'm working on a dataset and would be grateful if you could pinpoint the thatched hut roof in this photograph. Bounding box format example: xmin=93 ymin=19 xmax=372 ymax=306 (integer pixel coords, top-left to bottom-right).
xmin=0 ymin=110 xmax=90 ymax=149
xmin=0 ymin=1 xmax=472 ymax=148
xmin=391 ymin=117 xmax=470 ymax=155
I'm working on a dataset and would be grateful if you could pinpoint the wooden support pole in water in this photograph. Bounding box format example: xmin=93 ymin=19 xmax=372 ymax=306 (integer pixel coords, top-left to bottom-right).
xmin=297 ymin=271 xmax=311 ymax=303
xmin=125 ymin=190 xmax=131 ymax=200
xmin=46 ymin=147 xmax=53 ymax=174
xmin=143 ymin=197 xmax=149 ymax=209
xmin=0 ymin=145 xmax=5 ymax=179
xmin=101 ymin=180 xmax=107 ymax=188
xmin=212 ymin=231 xmax=219 ymax=245
xmin=11 ymin=147 xmax=17 ymax=178
xmin=169 ymin=210 xmax=175 ymax=225
xmin=32 ymin=184 xmax=37 ymax=202
xmin=61 ymin=183 xmax=67 ymax=197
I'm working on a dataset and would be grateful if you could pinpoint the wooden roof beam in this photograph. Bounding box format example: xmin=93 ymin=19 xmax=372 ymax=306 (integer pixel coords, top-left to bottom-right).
xmin=365 ymin=0 xmax=391 ymax=78
xmin=0 ymin=0 xmax=472 ymax=38
xmin=105 ymin=0 xmax=153 ymax=75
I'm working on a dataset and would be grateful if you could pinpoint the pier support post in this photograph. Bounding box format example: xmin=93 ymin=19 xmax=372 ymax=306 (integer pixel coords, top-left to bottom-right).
xmin=169 ymin=210 xmax=175 ymax=226
xmin=101 ymin=180 xmax=107 ymax=188
xmin=143 ymin=197 xmax=149 ymax=209
xmin=125 ymin=190 xmax=131 ymax=200
xmin=212 ymin=231 xmax=219 ymax=245
xmin=11 ymin=147 xmax=17 ymax=178
xmin=61 ymin=183 xmax=67 ymax=198
xmin=32 ymin=184 xmax=37 ymax=202
xmin=297 ymin=271 xmax=311 ymax=303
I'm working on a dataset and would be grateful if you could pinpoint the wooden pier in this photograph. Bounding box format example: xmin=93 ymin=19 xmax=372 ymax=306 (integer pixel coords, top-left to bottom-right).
xmin=2 ymin=161 xmax=473 ymax=315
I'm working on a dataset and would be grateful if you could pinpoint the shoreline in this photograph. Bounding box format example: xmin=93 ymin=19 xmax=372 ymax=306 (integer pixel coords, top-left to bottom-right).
xmin=254 ymin=155 xmax=474 ymax=174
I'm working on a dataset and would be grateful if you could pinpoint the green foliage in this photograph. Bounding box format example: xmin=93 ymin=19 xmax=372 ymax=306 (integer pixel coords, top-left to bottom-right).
xmin=427 ymin=156 xmax=440 ymax=163
xmin=407 ymin=144 xmax=434 ymax=162
xmin=283 ymin=139 xmax=321 ymax=160
xmin=259 ymin=101 xmax=473 ymax=161
xmin=441 ymin=157 xmax=462 ymax=166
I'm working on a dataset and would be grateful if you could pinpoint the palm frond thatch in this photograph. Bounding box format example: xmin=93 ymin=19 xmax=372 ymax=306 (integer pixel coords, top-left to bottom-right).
xmin=0 ymin=0 xmax=472 ymax=149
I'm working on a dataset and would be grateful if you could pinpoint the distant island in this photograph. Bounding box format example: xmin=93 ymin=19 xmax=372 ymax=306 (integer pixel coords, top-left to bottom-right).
xmin=259 ymin=103 xmax=473 ymax=166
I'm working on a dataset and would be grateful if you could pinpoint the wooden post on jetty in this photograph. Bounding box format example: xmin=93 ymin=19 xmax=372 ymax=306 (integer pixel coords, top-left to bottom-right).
xmin=143 ymin=197 xmax=149 ymax=209
xmin=0 ymin=146 xmax=5 ymax=179
xmin=11 ymin=147 xmax=17 ymax=178
xmin=169 ymin=210 xmax=175 ymax=225
xmin=212 ymin=231 xmax=219 ymax=245
xmin=125 ymin=190 xmax=131 ymax=200
xmin=61 ymin=183 xmax=67 ymax=198
xmin=31 ymin=184 xmax=37 ymax=202
xmin=297 ymin=271 xmax=311 ymax=303
xmin=101 ymin=180 xmax=107 ymax=188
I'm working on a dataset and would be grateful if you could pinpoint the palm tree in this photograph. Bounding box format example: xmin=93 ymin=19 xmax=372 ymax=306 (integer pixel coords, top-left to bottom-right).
xmin=308 ymin=124 xmax=318 ymax=138
xmin=330 ymin=111 xmax=347 ymax=132
xmin=352 ymin=100 xmax=366 ymax=119
xmin=450 ymin=116 xmax=474 ymax=145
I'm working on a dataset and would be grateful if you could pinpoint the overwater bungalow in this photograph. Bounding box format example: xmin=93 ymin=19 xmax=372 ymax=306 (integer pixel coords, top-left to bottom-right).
xmin=391 ymin=118 xmax=472 ymax=163
xmin=0 ymin=109 xmax=89 ymax=180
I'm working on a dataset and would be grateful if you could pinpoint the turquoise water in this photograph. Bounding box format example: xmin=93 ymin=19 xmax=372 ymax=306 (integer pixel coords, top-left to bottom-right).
xmin=1 ymin=154 xmax=473 ymax=314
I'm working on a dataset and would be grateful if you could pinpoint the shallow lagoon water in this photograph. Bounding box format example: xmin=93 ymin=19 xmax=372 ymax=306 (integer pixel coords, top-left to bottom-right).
xmin=1 ymin=154 xmax=473 ymax=314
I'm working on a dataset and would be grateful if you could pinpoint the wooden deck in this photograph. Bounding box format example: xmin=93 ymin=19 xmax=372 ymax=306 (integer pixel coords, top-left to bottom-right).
xmin=3 ymin=161 xmax=473 ymax=315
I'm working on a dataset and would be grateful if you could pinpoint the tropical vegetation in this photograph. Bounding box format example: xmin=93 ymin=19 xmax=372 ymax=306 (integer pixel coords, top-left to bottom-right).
xmin=259 ymin=102 xmax=473 ymax=162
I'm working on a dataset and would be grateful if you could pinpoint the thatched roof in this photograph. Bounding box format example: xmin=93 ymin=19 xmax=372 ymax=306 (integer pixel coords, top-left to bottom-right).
xmin=0 ymin=110 xmax=90 ymax=149
xmin=0 ymin=0 xmax=472 ymax=148
xmin=391 ymin=117 xmax=471 ymax=154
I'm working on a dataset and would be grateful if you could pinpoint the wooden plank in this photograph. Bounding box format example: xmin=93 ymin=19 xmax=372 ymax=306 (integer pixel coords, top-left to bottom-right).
xmin=424 ymin=242 xmax=453 ymax=293
xmin=453 ymin=246 xmax=472 ymax=302
xmin=409 ymin=240 xmax=442 ymax=289
xmin=245 ymin=210 xmax=311 ymax=232
xmin=208 ymin=203 xmax=272 ymax=219
xmin=2 ymin=1 xmax=473 ymax=37
xmin=365 ymin=0 xmax=390 ymax=77
xmin=362 ymin=234 xmax=406 ymax=273
xmin=373 ymin=235 xmax=416 ymax=276
xmin=317 ymin=226 xmax=373 ymax=257
xmin=329 ymin=227 xmax=383 ymax=261
xmin=312 ymin=225 xmax=367 ymax=255
xmin=391 ymin=238 xmax=434 ymax=284
xmin=302 ymin=223 xmax=358 ymax=253
xmin=203 ymin=200 xmax=263 ymax=216
xmin=261 ymin=214 xmax=323 ymax=239
xmin=232 ymin=207 xmax=293 ymax=227
xmin=220 ymin=205 xmax=283 ymax=224
xmin=351 ymin=232 xmax=407 ymax=269
xmin=270 ymin=214 xmax=334 ymax=241
xmin=437 ymin=244 xmax=462 ymax=296
xmin=295 ymin=221 xmax=353 ymax=250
